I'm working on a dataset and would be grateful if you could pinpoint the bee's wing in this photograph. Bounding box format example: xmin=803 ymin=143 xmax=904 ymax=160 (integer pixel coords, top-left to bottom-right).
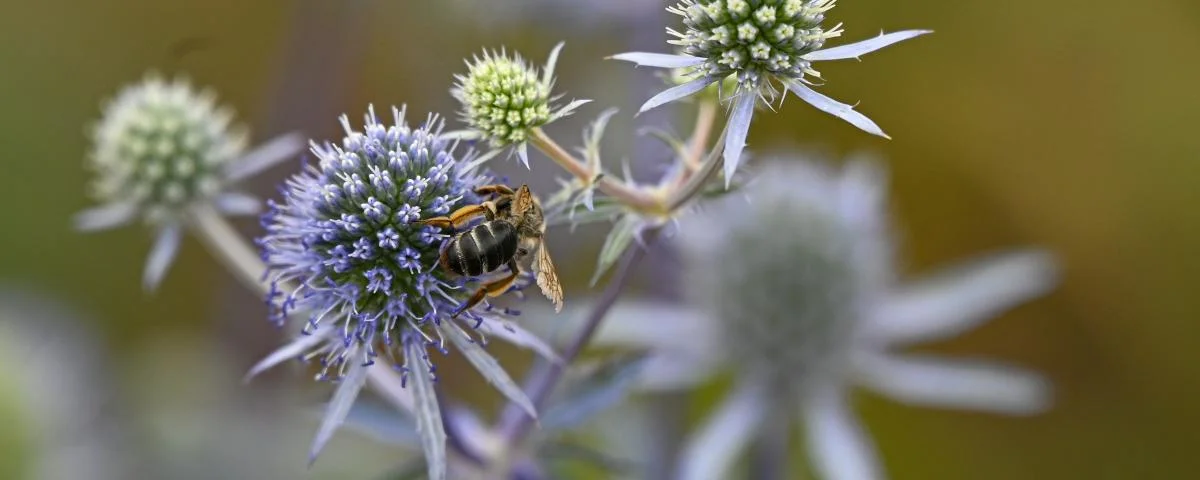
xmin=534 ymin=241 xmax=564 ymax=312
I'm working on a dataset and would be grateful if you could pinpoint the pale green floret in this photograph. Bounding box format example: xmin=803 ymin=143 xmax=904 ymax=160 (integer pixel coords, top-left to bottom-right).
xmin=670 ymin=0 xmax=843 ymax=84
xmin=454 ymin=51 xmax=552 ymax=146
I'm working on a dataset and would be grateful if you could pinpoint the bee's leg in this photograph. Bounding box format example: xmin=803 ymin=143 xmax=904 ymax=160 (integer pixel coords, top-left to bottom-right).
xmin=452 ymin=259 xmax=521 ymax=318
xmin=417 ymin=203 xmax=490 ymax=230
xmin=474 ymin=184 xmax=516 ymax=197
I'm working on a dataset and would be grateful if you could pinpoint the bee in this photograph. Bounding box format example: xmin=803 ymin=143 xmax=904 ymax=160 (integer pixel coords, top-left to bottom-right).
xmin=417 ymin=184 xmax=563 ymax=317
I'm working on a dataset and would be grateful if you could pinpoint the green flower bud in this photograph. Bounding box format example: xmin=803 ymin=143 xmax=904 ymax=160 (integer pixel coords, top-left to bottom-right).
xmin=454 ymin=49 xmax=553 ymax=146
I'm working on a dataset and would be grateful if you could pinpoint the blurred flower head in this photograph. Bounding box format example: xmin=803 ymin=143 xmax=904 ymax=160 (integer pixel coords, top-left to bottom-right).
xmin=74 ymin=73 xmax=303 ymax=290
xmin=582 ymin=156 xmax=1058 ymax=480
xmin=0 ymin=287 xmax=128 ymax=480
xmin=450 ymin=43 xmax=589 ymax=168
xmin=612 ymin=1 xmax=929 ymax=185
xmin=251 ymin=106 xmax=557 ymax=479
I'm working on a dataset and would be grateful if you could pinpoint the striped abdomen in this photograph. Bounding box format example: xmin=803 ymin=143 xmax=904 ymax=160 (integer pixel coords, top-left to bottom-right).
xmin=442 ymin=220 xmax=518 ymax=277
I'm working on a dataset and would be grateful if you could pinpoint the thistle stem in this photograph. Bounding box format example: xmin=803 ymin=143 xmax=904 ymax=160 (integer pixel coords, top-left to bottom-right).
xmin=683 ymin=100 xmax=718 ymax=174
xmin=493 ymin=227 xmax=659 ymax=448
xmin=529 ymin=128 xmax=661 ymax=212
xmin=666 ymin=124 xmax=728 ymax=212
xmin=189 ymin=206 xmax=271 ymax=296
xmin=490 ymin=100 xmax=724 ymax=467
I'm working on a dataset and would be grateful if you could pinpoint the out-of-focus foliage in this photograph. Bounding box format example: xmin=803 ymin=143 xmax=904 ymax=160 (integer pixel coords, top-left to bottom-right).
xmin=1 ymin=0 xmax=1198 ymax=478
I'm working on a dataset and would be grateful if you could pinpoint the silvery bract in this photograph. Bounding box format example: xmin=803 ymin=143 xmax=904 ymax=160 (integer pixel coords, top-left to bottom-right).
xmin=73 ymin=73 xmax=303 ymax=290
xmin=612 ymin=0 xmax=930 ymax=185
xmin=335 ymin=354 xmax=648 ymax=478
xmin=247 ymin=106 xmax=557 ymax=480
xmin=580 ymin=157 xmax=1057 ymax=480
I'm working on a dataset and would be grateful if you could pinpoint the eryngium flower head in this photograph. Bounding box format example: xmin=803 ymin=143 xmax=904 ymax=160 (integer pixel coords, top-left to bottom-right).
xmin=707 ymin=185 xmax=864 ymax=396
xmin=455 ymin=49 xmax=550 ymax=145
xmin=451 ymin=42 xmax=589 ymax=168
xmin=74 ymin=73 xmax=302 ymax=290
xmin=260 ymin=105 xmax=486 ymax=338
xmin=612 ymin=1 xmax=929 ymax=186
xmin=89 ymin=74 xmax=245 ymax=217
xmin=253 ymin=106 xmax=555 ymax=479
xmin=673 ymin=0 xmax=842 ymax=83
xmin=579 ymin=157 xmax=1058 ymax=480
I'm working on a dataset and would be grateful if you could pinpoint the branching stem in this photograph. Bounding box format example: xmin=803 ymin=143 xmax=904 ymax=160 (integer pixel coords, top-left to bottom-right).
xmin=493 ymin=227 xmax=658 ymax=449
xmin=529 ymin=128 xmax=661 ymax=212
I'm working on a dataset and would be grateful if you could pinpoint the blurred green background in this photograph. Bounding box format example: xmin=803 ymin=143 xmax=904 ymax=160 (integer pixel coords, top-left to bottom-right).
xmin=2 ymin=0 xmax=1199 ymax=478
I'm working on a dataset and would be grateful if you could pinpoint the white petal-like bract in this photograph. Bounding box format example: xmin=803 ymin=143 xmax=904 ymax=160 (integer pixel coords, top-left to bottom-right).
xmin=677 ymin=380 xmax=768 ymax=480
xmin=786 ymin=80 xmax=890 ymax=139
xmin=804 ymin=30 xmax=934 ymax=62
xmin=802 ymin=388 xmax=883 ymax=480
xmin=855 ymin=353 xmax=1051 ymax=415
xmin=867 ymin=250 xmax=1058 ymax=345
xmin=143 ymin=225 xmax=183 ymax=291
xmin=609 ymin=52 xmax=705 ymax=69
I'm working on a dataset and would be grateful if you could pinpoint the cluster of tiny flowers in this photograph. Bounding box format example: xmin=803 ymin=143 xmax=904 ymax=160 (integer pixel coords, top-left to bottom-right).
xmin=698 ymin=195 xmax=860 ymax=397
xmin=258 ymin=106 xmax=490 ymax=379
xmin=88 ymin=74 xmax=246 ymax=222
xmin=669 ymin=0 xmax=841 ymax=86
xmin=453 ymin=49 xmax=552 ymax=146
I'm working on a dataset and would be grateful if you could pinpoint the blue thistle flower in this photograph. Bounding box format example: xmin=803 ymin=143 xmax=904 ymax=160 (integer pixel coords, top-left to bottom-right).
xmin=612 ymin=0 xmax=931 ymax=185
xmin=248 ymin=106 xmax=557 ymax=480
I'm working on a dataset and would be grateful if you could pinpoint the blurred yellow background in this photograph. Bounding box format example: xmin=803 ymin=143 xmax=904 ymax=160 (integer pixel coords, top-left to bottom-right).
xmin=1 ymin=0 xmax=1198 ymax=478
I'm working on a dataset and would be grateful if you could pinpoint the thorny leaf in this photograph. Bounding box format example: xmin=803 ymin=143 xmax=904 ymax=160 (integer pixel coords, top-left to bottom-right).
xmin=785 ymin=80 xmax=889 ymax=139
xmin=405 ymin=340 xmax=447 ymax=480
xmin=608 ymin=52 xmax=705 ymax=69
xmin=803 ymin=30 xmax=934 ymax=62
xmin=638 ymin=75 xmax=719 ymax=114
xmin=637 ymin=126 xmax=688 ymax=160
xmin=309 ymin=357 xmax=370 ymax=465
xmin=722 ymin=93 xmax=757 ymax=188
xmin=590 ymin=215 xmax=643 ymax=286
xmin=438 ymin=322 xmax=538 ymax=420
xmin=547 ymin=195 xmax=626 ymax=229
xmin=582 ymin=108 xmax=620 ymax=172
xmin=479 ymin=318 xmax=563 ymax=364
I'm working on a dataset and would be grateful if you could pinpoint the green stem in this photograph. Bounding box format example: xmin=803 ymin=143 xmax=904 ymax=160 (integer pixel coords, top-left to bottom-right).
xmin=529 ymin=128 xmax=662 ymax=213
xmin=189 ymin=206 xmax=271 ymax=296
xmin=666 ymin=124 xmax=728 ymax=212
xmin=683 ymin=100 xmax=719 ymax=174
xmin=492 ymin=227 xmax=659 ymax=454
